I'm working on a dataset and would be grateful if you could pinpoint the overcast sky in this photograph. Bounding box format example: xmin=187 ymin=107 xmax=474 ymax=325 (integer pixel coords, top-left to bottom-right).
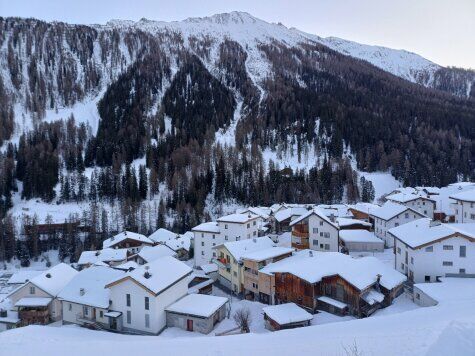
xmin=1 ymin=0 xmax=474 ymax=69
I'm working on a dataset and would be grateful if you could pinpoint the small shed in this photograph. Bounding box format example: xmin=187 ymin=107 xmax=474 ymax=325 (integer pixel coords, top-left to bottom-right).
xmin=339 ymin=230 xmax=384 ymax=252
xmin=262 ymin=303 xmax=313 ymax=331
xmin=165 ymin=294 xmax=228 ymax=334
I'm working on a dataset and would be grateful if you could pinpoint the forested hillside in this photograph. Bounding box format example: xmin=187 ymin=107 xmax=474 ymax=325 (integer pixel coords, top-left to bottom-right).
xmin=0 ymin=13 xmax=473 ymax=263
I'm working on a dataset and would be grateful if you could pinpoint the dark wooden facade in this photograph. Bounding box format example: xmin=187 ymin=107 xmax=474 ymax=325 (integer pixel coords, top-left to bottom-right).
xmin=274 ymin=272 xmax=404 ymax=318
xmin=18 ymin=307 xmax=50 ymax=326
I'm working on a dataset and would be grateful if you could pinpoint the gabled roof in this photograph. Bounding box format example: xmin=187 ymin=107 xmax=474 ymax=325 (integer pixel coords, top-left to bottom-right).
xmin=148 ymin=228 xmax=179 ymax=244
xmin=263 ymin=251 xmax=406 ymax=291
xmin=192 ymin=221 xmax=220 ymax=233
xmin=165 ymin=232 xmax=192 ymax=252
xmin=336 ymin=217 xmax=371 ymax=228
xmin=58 ymin=266 xmax=125 ymax=308
xmin=217 ymin=213 xmax=259 ymax=224
xmin=137 ymin=245 xmax=177 ymax=263
xmin=289 ymin=207 xmax=338 ymax=228
xmin=236 ymin=207 xmax=270 ymax=220
xmin=317 ymin=204 xmax=354 ymax=218
xmin=77 ymin=248 xmax=128 ymax=265
xmin=370 ymin=201 xmax=425 ymax=221
xmin=449 ymin=189 xmax=475 ymax=203
xmin=274 ymin=207 xmax=308 ymax=223
xmin=241 ymin=247 xmax=294 ymax=262
xmin=263 ymin=303 xmax=313 ymax=325
xmin=386 ymin=192 xmax=435 ymax=204
xmin=218 ymin=236 xmax=275 ymax=261
xmin=347 ymin=202 xmax=380 ymax=215
xmin=339 ymin=230 xmax=383 ymax=244
xmin=165 ymin=294 xmax=228 ymax=318
xmin=106 ymin=256 xmax=192 ymax=296
xmin=103 ymin=231 xmax=153 ymax=249
xmin=7 ymin=270 xmax=43 ymax=285
xmin=388 ymin=218 xmax=475 ymax=249
xmin=25 ymin=263 xmax=78 ymax=297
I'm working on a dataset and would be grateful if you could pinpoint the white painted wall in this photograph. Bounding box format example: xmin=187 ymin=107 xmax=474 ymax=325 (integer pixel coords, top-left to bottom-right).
xmin=8 ymin=282 xmax=61 ymax=321
xmin=395 ymin=236 xmax=475 ymax=283
xmin=193 ymin=218 xmax=259 ymax=267
xmin=108 ymin=277 xmax=188 ymax=334
xmin=391 ymin=198 xmax=435 ymax=218
xmin=374 ymin=211 xmax=424 ymax=247
xmin=453 ymin=200 xmax=475 ymax=223
xmin=306 ymin=215 xmax=339 ymax=252
xmin=61 ymin=301 xmax=109 ymax=326
xmin=413 ymin=286 xmax=438 ymax=307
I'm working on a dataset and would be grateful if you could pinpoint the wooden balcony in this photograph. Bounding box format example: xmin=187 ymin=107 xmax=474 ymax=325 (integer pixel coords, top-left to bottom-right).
xmin=292 ymin=230 xmax=309 ymax=239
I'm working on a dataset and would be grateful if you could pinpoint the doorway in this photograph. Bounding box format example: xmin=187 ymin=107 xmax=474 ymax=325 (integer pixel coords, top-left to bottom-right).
xmin=186 ymin=319 xmax=193 ymax=331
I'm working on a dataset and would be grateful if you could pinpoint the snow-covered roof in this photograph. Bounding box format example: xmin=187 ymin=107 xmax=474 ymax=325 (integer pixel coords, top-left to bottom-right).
xmin=260 ymin=249 xmax=315 ymax=276
xmin=138 ymin=245 xmax=177 ymax=263
xmin=166 ymin=294 xmax=228 ymax=318
xmin=217 ymin=213 xmax=259 ymax=224
xmin=370 ymin=201 xmax=423 ymax=221
xmin=148 ymin=228 xmax=179 ymax=244
xmin=263 ymin=303 xmax=313 ymax=325
xmin=274 ymin=207 xmax=308 ymax=222
xmin=103 ymin=231 xmax=153 ymax=249
xmin=165 ymin=233 xmax=192 ymax=252
xmin=317 ymin=296 xmax=348 ymax=309
xmin=15 ymin=297 xmax=52 ymax=307
xmin=200 ymin=263 xmax=218 ymax=274
xmin=77 ymin=248 xmax=128 ymax=265
xmin=386 ymin=192 xmax=435 ymax=203
xmin=115 ymin=261 xmax=139 ymax=271
xmin=289 ymin=207 xmax=338 ymax=228
xmin=449 ymin=189 xmax=475 ymax=203
xmin=262 ymin=251 xmax=406 ymax=291
xmin=106 ymin=256 xmax=192 ymax=296
xmin=388 ymin=218 xmax=475 ymax=249
xmin=192 ymin=221 xmax=220 ymax=233
xmin=241 ymin=247 xmax=294 ymax=262
xmin=58 ymin=266 xmax=125 ymax=308
xmin=27 ymin=263 xmax=78 ymax=297
xmin=347 ymin=202 xmax=380 ymax=215
xmin=317 ymin=204 xmax=354 ymax=218
xmin=7 ymin=270 xmax=43 ymax=285
xmin=336 ymin=217 xmax=371 ymax=228
xmin=219 ymin=236 xmax=276 ymax=261
xmin=414 ymin=278 xmax=475 ymax=304
xmin=448 ymin=182 xmax=475 ymax=188
xmin=339 ymin=230 xmax=383 ymax=244
xmin=236 ymin=207 xmax=270 ymax=220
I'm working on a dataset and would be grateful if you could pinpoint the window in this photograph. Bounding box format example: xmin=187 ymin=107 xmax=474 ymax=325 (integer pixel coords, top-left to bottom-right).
xmin=405 ymin=213 xmax=409 ymax=219
xmin=400 ymin=263 xmax=404 ymax=270
xmin=126 ymin=294 xmax=131 ymax=307
xmin=323 ymin=232 xmax=330 ymax=238
xmin=68 ymin=303 xmax=72 ymax=311
xmin=460 ymin=269 xmax=466 ymax=274
xmin=233 ymin=271 xmax=237 ymax=277
xmin=460 ymin=246 xmax=466 ymax=258
xmin=411 ymin=257 xmax=414 ymax=264
xmin=145 ymin=297 xmax=149 ymax=311
xmin=201 ymin=233 xmax=204 ymax=238
xmin=425 ymin=276 xmax=430 ymax=282
xmin=247 ymin=223 xmax=250 ymax=228
xmin=99 ymin=311 xmax=104 ymax=318
xmin=443 ymin=245 xmax=453 ymax=250
xmin=319 ymin=221 xmax=323 ymax=226
xmin=442 ymin=261 xmax=453 ymax=266
xmin=225 ymin=224 xmax=228 ymax=229
xmin=397 ymin=247 xmax=401 ymax=254
xmin=29 ymin=286 xmax=35 ymax=294
xmin=201 ymin=242 xmax=204 ymax=246
xmin=212 ymin=234 xmax=215 ymax=239
xmin=320 ymin=232 xmax=323 ymax=237
xmin=213 ymin=252 xmax=216 ymax=257
xmin=253 ymin=231 xmax=257 ymax=236
xmin=312 ymin=240 xmax=318 ymax=246
xmin=126 ymin=311 xmax=131 ymax=324
xmin=471 ymin=214 xmax=475 ymax=220
xmin=83 ymin=306 xmax=88 ymax=316
xmin=201 ymin=251 xmax=204 ymax=256
xmin=395 ymin=223 xmax=399 ymax=227
xmin=324 ymin=244 xmax=330 ymax=250
xmin=313 ymin=228 xmax=318 ymax=233
xmin=225 ymin=235 xmax=228 ymax=241
xmin=425 ymin=246 xmax=433 ymax=252
xmin=145 ymin=314 xmax=150 ymax=328
xmin=212 ymin=243 xmax=216 ymax=246
xmin=253 ymin=221 xmax=256 ymax=226
xmin=424 ymin=210 xmax=427 ymax=215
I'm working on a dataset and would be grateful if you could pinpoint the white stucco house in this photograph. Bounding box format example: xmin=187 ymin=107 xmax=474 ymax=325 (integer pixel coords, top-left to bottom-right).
xmin=192 ymin=213 xmax=259 ymax=267
xmin=370 ymin=202 xmax=426 ymax=247
xmin=105 ymin=256 xmax=192 ymax=335
xmin=385 ymin=192 xmax=436 ymax=218
xmin=289 ymin=208 xmax=340 ymax=251
xmin=388 ymin=218 xmax=475 ymax=283
xmin=7 ymin=263 xmax=78 ymax=326
xmin=58 ymin=265 xmax=125 ymax=330
xmin=450 ymin=189 xmax=475 ymax=223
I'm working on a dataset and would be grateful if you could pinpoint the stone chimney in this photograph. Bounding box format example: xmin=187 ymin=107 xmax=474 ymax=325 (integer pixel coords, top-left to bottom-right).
xmin=144 ymin=265 xmax=151 ymax=279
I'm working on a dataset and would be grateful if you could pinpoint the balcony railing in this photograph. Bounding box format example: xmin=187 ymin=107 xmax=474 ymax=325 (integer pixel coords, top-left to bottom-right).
xmin=292 ymin=230 xmax=309 ymax=239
